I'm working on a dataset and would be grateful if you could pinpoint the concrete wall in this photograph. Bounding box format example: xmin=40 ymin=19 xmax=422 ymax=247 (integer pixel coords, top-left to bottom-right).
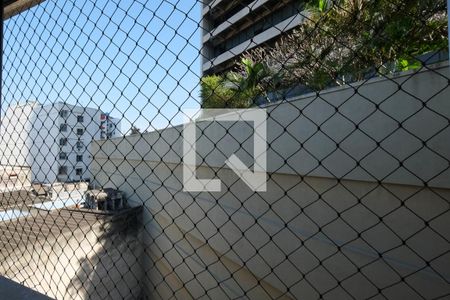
xmin=91 ymin=62 xmax=450 ymax=299
xmin=0 ymin=209 xmax=143 ymax=300
xmin=0 ymin=165 xmax=31 ymax=191
xmin=0 ymin=102 xmax=44 ymax=177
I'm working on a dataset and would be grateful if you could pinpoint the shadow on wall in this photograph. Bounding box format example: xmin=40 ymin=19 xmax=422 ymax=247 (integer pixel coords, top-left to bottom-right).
xmin=66 ymin=208 xmax=144 ymax=300
xmin=90 ymin=61 xmax=450 ymax=299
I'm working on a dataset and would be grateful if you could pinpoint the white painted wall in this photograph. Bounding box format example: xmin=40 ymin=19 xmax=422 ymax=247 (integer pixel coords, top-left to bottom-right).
xmin=91 ymin=62 xmax=450 ymax=299
xmin=0 ymin=165 xmax=31 ymax=191
xmin=0 ymin=102 xmax=57 ymax=182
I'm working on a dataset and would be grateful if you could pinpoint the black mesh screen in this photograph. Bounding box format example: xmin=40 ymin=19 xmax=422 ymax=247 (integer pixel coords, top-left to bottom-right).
xmin=0 ymin=0 xmax=449 ymax=299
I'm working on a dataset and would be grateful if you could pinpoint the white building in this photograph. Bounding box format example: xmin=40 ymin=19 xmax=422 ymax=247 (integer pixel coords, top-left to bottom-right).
xmin=0 ymin=101 xmax=121 ymax=183
xmin=100 ymin=112 xmax=120 ymax=140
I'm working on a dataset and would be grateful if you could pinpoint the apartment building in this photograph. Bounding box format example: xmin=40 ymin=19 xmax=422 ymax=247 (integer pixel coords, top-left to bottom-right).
xmin=100 ymin=113 xmax=120 ymax=140
xmin=0 ymin=101 xmax=121 ymax=183
xmin=201 ymin=0 xmax=304 ymax=75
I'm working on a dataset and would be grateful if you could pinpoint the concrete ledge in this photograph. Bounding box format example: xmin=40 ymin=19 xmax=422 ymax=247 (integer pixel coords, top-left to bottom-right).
xmin=0 ymin=276 xmax=52 ymax=299
xmin=94 ymin=61 xmax=450 ymax=189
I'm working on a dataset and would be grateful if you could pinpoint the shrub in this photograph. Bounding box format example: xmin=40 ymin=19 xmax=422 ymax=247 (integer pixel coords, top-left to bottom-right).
xmin=200 ymin=0 xmax=448 ymax=107
xmin=200 ymin=59 xmax=273 ymax=108
xmin=249 ymin=0 xmax=448 ymax=90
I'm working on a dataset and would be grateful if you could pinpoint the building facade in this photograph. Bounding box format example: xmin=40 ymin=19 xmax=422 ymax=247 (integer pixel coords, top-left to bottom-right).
xmin=0 ymin=101 xmax=121 ymax=183
xmin=100 ymin=113 xmax=120 ymax=140
xmin=201 ymin=0 xmax=304 ymax=75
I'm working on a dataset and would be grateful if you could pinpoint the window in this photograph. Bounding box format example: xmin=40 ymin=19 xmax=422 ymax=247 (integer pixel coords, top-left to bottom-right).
xmin=76 ymin=155 xmax=83 ymax=162
xmin=77 ymin=115 xmax=84 ymax=123
xmin=76 ymin=168 xmax=83 ymax=176
xmin=59 ymin=152 xmax=67 ymax=160
xmin=58 ymin=166 xmax=67 ymax=175
xmin=59 ymin=138 xmax=67 ymax=146
xmin=59 ymin=110 xmax=68 ymax=118
xmin=76 ymin=128 xmax=84 ymax=135
xmin=60 ymin=124 xmax=68 ymax=132
xmin=212 ymin=2 xmax=300 ymax=57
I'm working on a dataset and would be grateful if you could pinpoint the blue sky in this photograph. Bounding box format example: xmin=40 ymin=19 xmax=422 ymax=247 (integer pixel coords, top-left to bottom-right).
xmin=3 ymin=0 xmax=203 ymax=134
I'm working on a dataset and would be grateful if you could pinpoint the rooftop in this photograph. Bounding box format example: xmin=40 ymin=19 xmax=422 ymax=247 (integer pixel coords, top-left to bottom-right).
xmin=0 ymin=189 xmax=142 ymax=298
xmin=0 ymin=275 xmax=52 ymax=299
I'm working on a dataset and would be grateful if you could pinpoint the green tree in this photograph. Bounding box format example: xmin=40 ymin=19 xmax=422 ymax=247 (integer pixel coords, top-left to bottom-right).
xmin=200 ymin=59 xmax=272 ymax=108
xmin=249 ymin=0 xmax=447 ymax=90
xmin=200 ymin=75 xmax=238 ymax=108
xmin=129 ymin=126 xmax=141 ymax=135
xmin=200 ymin=0 xmax=447 ymax=106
